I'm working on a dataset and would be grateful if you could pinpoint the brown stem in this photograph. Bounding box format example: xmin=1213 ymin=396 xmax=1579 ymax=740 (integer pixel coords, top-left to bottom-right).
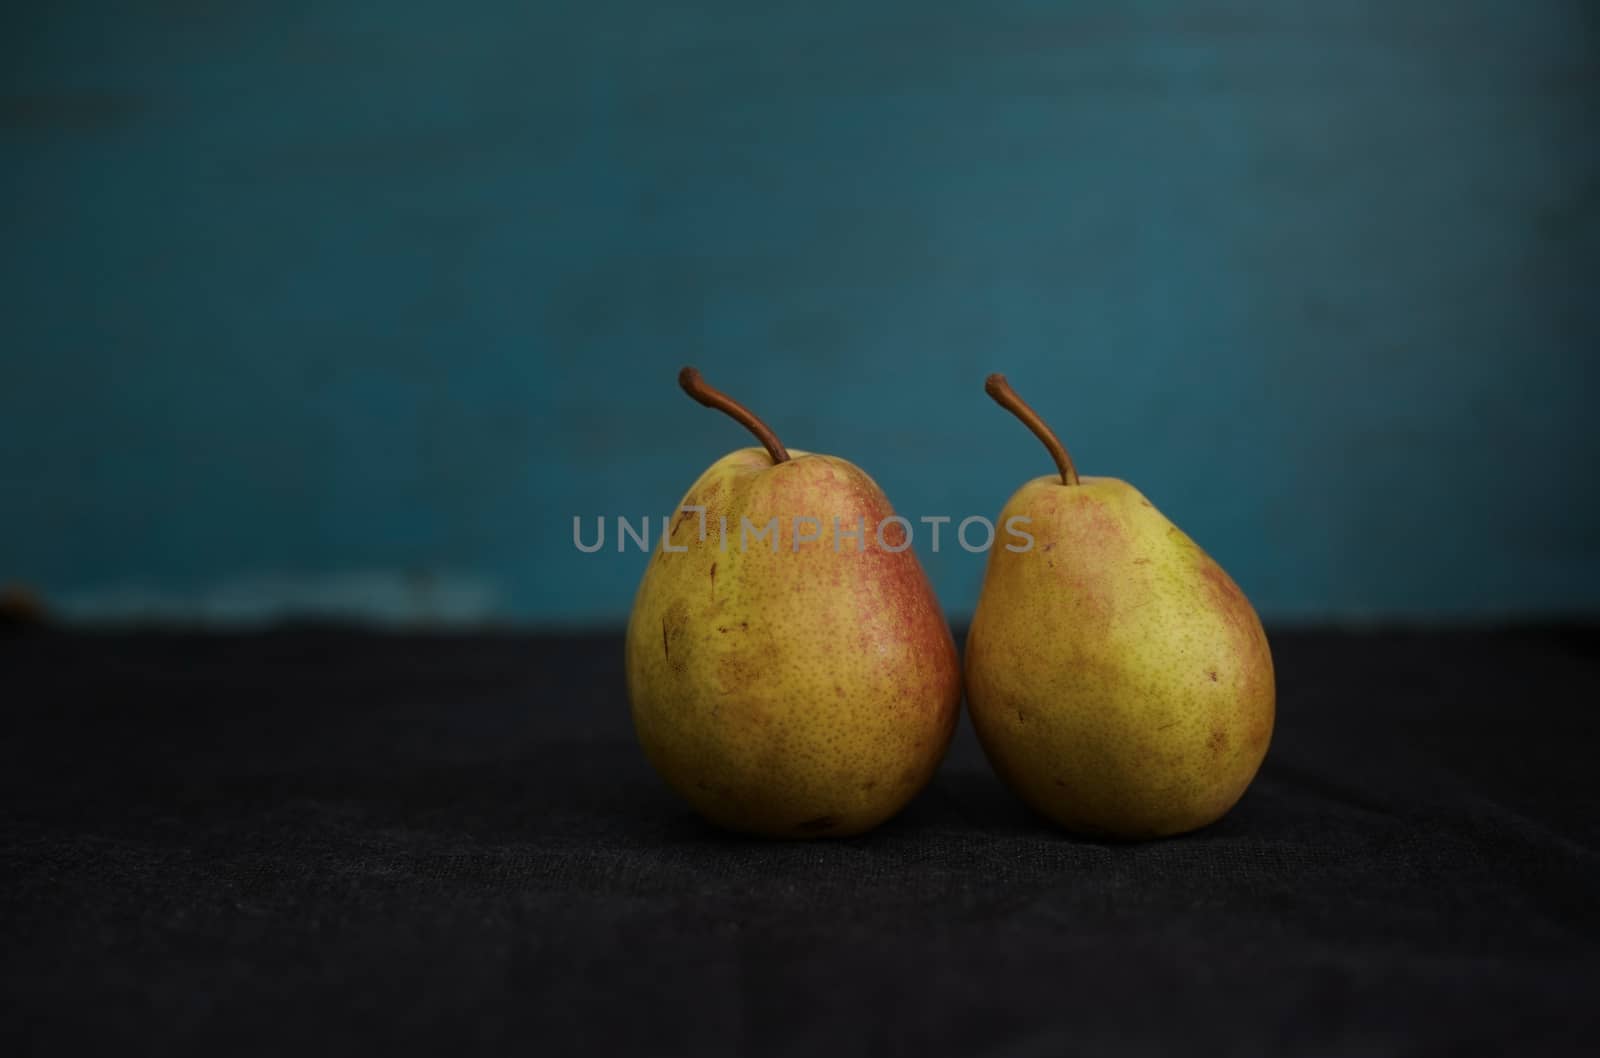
xmin=984 ymin=373 xmax=1078 ymax=485
xmin=678 ymin=367 xmax=790 ymax=464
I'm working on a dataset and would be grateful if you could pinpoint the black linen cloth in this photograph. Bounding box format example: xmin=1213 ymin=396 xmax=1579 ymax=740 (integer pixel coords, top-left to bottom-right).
xmin=3 ymin=628 xmax=1598 ymax=1055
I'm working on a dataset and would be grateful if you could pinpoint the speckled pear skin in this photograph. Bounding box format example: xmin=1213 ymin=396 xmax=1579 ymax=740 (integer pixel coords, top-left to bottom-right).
xmin=965 ymin=475 xmax=1274 ymax=838
xmin=626 ymin=447 xmax=961 ymax=838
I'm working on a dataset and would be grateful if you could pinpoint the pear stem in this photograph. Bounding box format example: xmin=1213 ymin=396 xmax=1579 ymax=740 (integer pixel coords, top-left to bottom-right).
xmin=984 ymin=373 xmax=1079 ymax=486
xmin=678 ymin=367 xmax=791 ymax=464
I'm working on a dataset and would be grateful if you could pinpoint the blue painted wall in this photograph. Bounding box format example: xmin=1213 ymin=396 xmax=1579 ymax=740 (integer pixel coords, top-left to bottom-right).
xmin=3 ymin=2 xmax=1596 ymax=625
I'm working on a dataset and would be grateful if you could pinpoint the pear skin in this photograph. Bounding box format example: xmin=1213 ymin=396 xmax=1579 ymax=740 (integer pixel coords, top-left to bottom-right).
xmin=626 ymin=370 xmax=961 ymax=838
xmin=966 ymin=377 xmax=1274 ymax=839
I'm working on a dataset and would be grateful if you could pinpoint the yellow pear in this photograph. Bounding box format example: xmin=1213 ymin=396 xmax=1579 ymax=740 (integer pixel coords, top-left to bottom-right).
xmin=966 ymin=375 xmax=1275 ymax=838
xmin=625 ymin=368 xmax=961 ymax=838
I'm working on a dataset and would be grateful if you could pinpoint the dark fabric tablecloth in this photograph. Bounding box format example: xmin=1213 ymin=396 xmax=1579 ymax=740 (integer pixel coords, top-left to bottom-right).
xmin=3 ymin=627 xmax=1598 ymax=1056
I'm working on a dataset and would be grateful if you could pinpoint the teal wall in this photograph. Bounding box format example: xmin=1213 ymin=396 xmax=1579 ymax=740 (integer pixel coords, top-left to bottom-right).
xmin=3 ymin=3 xmax=1597 ymax=625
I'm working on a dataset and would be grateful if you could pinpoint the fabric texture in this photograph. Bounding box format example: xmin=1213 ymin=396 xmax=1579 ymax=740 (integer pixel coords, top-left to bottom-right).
xmin=3 ymin=628 xmax=1597 ymax=1055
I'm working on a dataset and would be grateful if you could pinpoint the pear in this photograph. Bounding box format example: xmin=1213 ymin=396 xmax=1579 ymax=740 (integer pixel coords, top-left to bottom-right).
xmin=625 ymin=368 xmax=961 ymax=838
xmin=965 ymin=375 xmax=1274 ymax=838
